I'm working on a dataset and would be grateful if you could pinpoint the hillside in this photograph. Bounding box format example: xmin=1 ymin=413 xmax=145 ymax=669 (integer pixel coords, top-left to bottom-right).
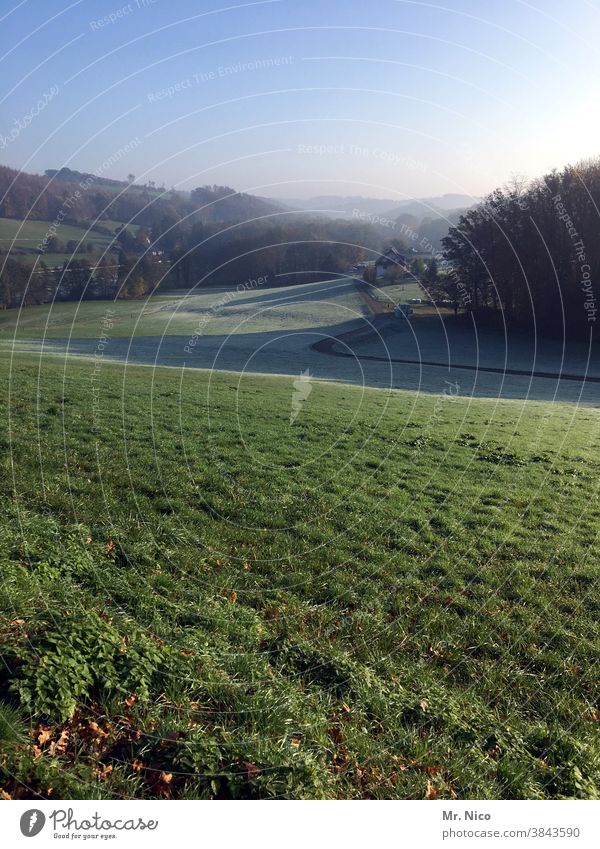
xmin=0 ymin=351 xmax=598 ymax=799
xmin=0 ymin=165 xmax=282 ymax=230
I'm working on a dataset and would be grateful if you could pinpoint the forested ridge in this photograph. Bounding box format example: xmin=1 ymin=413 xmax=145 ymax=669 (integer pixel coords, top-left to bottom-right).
xmin=4 ymin=158 xmax=600 ymax=340
xmin=0 ymin=164 xmax=394 ymax=306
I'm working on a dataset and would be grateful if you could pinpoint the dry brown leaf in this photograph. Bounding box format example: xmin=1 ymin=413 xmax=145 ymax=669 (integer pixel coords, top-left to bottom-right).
xmin=37 ymin=727 xmax=52 ymax=746
xmin=132 ymin=759 xmax=144 ymax=772
xmin=160 ymin=771 xmax=173 ymax=784
xmin=228 ymin=591 xmax=238 ymax=604
xmin=425 ymin=779 xmax=439 ymax=799
xmin=88 ymin=721 xmax=108 ymax=743
xmin=94 ymin=764 xmax=113 ymax=780
xmin=124 ymin=695 xmax=138 ymax=708
xmin=328 ymin=726 xmax=344 ymax=746
xmin=48 ymin=730 xmax=69 ymax=757
xmin=587 ymin=708 xmax=600 ymax=721
xmin=239 ymin=762 xmax=260 ymax=781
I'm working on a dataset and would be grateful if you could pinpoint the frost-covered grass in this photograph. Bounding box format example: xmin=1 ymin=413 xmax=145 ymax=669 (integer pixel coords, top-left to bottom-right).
xmin=0 ymin=278 xmax=365 ymax=341
xmin=0 ymin=352 xmax=599 ymax=799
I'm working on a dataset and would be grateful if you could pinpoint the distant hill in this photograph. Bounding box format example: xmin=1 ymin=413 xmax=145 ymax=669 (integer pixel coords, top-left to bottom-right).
xmin=45 ymin=167 xmax=125 ymax=189
xmin=381 ymin=194 xmax=480 ymax=220
xmin=259 ymin=193 xmax=479 ymax=220
xmin=0 ymin=165 xmax=282 ymax=228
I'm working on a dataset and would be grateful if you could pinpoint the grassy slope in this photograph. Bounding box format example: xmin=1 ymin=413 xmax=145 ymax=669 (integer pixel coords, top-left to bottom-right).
xmin=0 ymin=297 xmax=177 ymax=341
xmin=0 ymin=218 xmax=136 ymax=267
xmin=0 ymin=282 xmax=364 ymax=341
xmin=0 ymin=352 xmax=599 ymax=799
xmin=0 ymin=218 xmax=116 ymax=249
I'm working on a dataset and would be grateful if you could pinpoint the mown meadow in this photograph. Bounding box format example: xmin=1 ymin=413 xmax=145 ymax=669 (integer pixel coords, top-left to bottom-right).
xmin=0 ymin=351 xmax=599 ymax=799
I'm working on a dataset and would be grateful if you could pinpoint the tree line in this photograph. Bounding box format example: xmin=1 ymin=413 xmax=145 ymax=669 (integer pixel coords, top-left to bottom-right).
xmin=167 ymin=218 xmax=387 ymax=288
xmin=438 ymin=159 xmax=600 ymax=337
xmin=0 ymin=254 xmax=163 ymax=308
xmin=0 ymin=164 xmax=409 ymax=305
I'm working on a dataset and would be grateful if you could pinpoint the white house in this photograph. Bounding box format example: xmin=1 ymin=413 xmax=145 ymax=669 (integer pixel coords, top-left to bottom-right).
xmin=375 ymin=247 xmax=409 ymax=280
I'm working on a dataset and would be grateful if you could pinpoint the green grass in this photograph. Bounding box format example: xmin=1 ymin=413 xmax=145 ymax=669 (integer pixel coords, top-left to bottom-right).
xmin=0 ymin=217 xmax=116 ymax=250
xmin=0 ymin=217 xmax=135 ymax=268
xmin=99 ymin=219 xmax=140 ymax=236
xmin=377 ymin=280 xmax=423 ymax=303
xmin=0 ymin=352 xmax=599 ymax=799
xmin=0 ymin=281 xmax=363 ymax=341
xmin=10 ymin=253 xmax=110 ymax=269
xmin=0 ymin=296 xmax=178 ymax=341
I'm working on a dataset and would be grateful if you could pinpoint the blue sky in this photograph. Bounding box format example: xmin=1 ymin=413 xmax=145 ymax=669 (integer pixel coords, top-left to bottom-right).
xmin=2 ymin=0 xmax=600 ymax=200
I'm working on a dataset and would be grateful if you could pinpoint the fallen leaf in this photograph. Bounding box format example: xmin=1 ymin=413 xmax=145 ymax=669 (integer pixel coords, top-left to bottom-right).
xmin=425 ymin=779 xmax=439 ymax=799
xmin=587 ymin=709 xmax=600 ymax=722
xmin=94 ymin=764 xmax=113 ymax=780
xmin=87 ymin=722 xmax=107 ymax=744
xmin=124 ymin=695 xmax=137 ymax=708
xmin=132 ymin=759 xmax=144 ymax=772
xmin=49 ymin=729 xmax=69 ymax=756
xmin=328 ymin=726 xmax=344 ymax=746
xmin=160 ymin=771 xmax=173 ymax=784
xmin=239 ymin=762 xmax=260 ymax=781
xmin=37 ymin=727 xmax=52 ymax=746
xmin=228 ymin=591 xmax=238 ymax=604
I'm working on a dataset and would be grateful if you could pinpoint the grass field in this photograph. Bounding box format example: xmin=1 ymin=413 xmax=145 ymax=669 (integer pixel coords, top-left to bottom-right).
xmin=4 ymin=283 xmax=597 ymax=405
xmin=0 ymin=218 xmax=116 ymax=249
xmin=373 ymin=280 xmax=424 ymax=304
xmin=0 ymin=279 xmax=367 ymax=341
xmin=99 ymin=219 xmax=140 ymax=236
xmin=0 ymin=350 xmax=599 ymax=799
xmin=0 ymin=217 xmax=132 ymax=267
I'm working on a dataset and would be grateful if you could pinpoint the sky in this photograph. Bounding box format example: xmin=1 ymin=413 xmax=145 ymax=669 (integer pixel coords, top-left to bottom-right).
xmin=2 ymin=0 xmax=600 ymax=201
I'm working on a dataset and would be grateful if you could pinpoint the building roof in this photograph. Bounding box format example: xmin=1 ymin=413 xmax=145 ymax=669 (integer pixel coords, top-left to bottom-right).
xmin=376 ymin=247 xmax=408 ymax=267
